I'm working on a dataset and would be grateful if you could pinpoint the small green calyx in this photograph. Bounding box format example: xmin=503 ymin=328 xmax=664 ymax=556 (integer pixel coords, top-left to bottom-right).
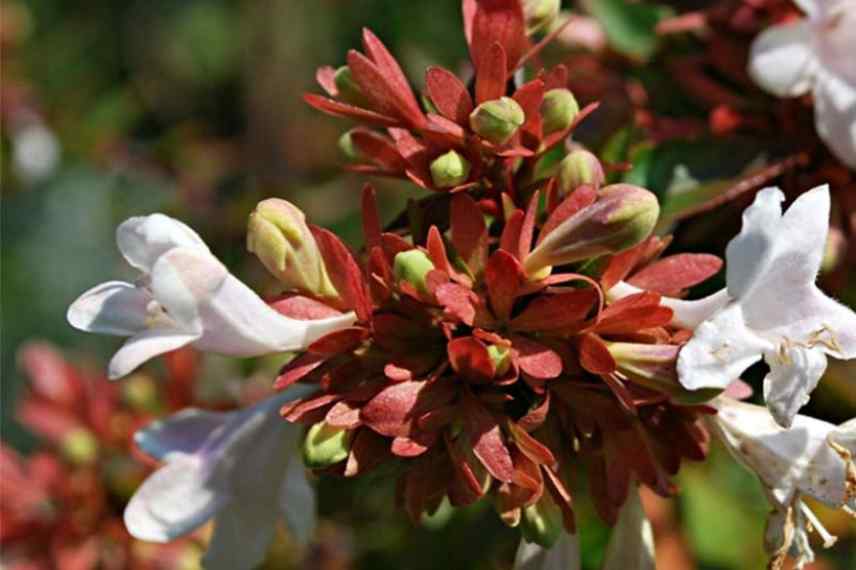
xmin=303 ymin=421 xmax=350 ymax=469
xmin=338 ymin=130 xmax=362 ymax=161
xmin=520 ymin=494 xmax=564 ymax=548
xmin=557 ymin=149 xmax=604 ymax=195
xmin=430 ymin=150 xmax=471 ymax=189
xmin=540 ymin=89 xmax=579 ymax=136
xmin=469 ymin=97 xmax=526 ymax=145
xmin=334 ymin=66 xmax=367 ymax=106
xmin=487 ymin=345 xmax=512 ymax=377
xmin=62 ymin=428 xmax=99 ymax=465
xmin=522 ymin=0 xmax=561 ymax=33
xmin=393 ymin=249 xmax=436 ymax=294
xmin=247 ymin=199 xmax=339 ymax=299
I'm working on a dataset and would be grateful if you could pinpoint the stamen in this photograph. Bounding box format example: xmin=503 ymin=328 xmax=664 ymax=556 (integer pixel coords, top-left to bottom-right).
xmin=799 ymin=501 xmax=837 ymax=548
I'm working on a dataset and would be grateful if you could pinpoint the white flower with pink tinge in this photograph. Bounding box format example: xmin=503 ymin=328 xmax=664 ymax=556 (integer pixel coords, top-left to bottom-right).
xmin=67 ymin=214 xmax=355 ymax=379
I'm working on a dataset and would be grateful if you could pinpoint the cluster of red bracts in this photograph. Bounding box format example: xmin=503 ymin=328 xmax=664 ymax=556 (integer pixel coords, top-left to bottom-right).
xmin=273 ymin=183 xmax=720 ymax=540
xmin=305 ymin=0 xmax=597 ymax=196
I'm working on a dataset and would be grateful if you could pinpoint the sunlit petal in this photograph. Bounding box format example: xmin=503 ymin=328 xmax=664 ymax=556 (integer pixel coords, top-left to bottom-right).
xmin=67 ymin=281 xmax=149 ymax=336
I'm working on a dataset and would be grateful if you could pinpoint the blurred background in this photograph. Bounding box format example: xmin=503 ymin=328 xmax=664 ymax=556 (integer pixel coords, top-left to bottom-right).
xmin=2 ymin=0 xmax=854 ymax=568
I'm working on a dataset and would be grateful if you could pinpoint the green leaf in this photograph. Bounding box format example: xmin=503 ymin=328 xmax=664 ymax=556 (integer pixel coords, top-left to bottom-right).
xmin=584 ymin=0 xmax=673 ymax=60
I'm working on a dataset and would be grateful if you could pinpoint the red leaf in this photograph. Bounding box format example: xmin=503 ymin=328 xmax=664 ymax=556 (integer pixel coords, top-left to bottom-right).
xmin=518 ymin=191 xmax=539 ymax=260
xmin=450 ymin=193 xmax=488 ymax=275
xmin=513 ymin=335 xmax=562 ymax=380
xmin=426 ymin=66 xmax=473 ymax=125
xmin=361 ymin=29 xmax=425 ymax=128
xmin=507 ymin=421 xmax=556 ymax=466
xmin=463 ymin=394 xmax=514 ymax=482
xmin=435 ymin=283 xmax=479 ymax=326
xmin=270 ymin=295 xmax=343 ymax=320
xmin=499 ymin=209 xmax=524 ymax=258
xmin=538 ymin=185 xmax=598 ymax=244
xmin=316 ymin=66 xmax=338 ymax=96
xmin=422 ymin=114 xmax=467 ymax=147
xmin=361 ymin=184 xmax=382 ymax=250
xmin=281 ymin=393 xmax=338 ymax=423
xmin=391 ymin=435 xmax=433 ymax=457
xmin=361 ymin=379 xmax=455 ymax=437
xmin=518 ymin=392 xmax=550 ymax=432
xmin=17 ymin=401 xmax=82 ymax=444
xmin=512 ymin=79 xmax=545 ymax=146
xmin=485 ymin=250 xmax=524 ymax=321
xmin=448 ymin=337 xmax=495 ymax=384
xmin=426 ymin=226 xmax=453 ymax=275
xmin=594 ymin=293 xmax=673 ymax=335
xmin=628 ymin=254 xmax=723 ymax=295
xmin=274 ymin=352 xmax=327 ymax=391
xmin=325 ymin=400 xmax=362 ymax=429
xmin=18 ymin=342 xmax=83 ymax=407
xmin=476 ymin=42 xmax=508 ymax=104
xmin=303 ymin=93 xmax=399 ymax=127
xmin=349 ymin=129 xmax=407 ymax=172
xmin=312 ymin=226 xmax=372 ymax=321
xmin=470 ymin=0 xmax=528 ymax=73
xmin=346 ymin=428 xmax=391 ymax=477
xmin=308 ymin=327 xmax=369 ymax=356
xmin=543 ymin=64 xmax=569 ymax=90
xmin=577 ymin=333 xmax=616 ymax=375
xmin=511 ymin=289 xmax=598 ymax=332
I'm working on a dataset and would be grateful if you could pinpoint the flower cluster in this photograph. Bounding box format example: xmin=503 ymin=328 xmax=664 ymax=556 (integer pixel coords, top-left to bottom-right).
xmin=60 ymin=1 xmax=856 ymax=569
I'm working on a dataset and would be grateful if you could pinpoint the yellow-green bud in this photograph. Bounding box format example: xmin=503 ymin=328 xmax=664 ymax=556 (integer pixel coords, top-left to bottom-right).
xmin=607 ymin=342 xmax=721 ymax=404
xmin=487 ymin=345 xmax=511 ymax=377
xmin=540 ymin=89 xmax=579 ymax=136
xmin=303 ymin=421 xmax=350 ymax=469
xmin=62 ymin=428 xmax=99 ymax=465
xmin=338 ymin=130 xmax=362 ymax=161
xmin=334 ymin=66 xmax=367 ymax=106
xmin=520 ymin=494 xmax=564 ymax=548
xmin=523 ymin=0 xmax=561 ymax=34
xmin=430 ymin=150 xmax=471 ymax=188
xmin=122 ymin=374 xmax=160 ymax=414
xmin=557 ymin=149 xmax=605 ymax=194
xmin=524 ymin=184 xmax=659 ymax=276
xmin=247 ymin=199 xmax=339 ymax=299
xmin=469 ymin=97 xmax=526 ymax=145
xmin=393 ymin=249 xmax=435 ymax=294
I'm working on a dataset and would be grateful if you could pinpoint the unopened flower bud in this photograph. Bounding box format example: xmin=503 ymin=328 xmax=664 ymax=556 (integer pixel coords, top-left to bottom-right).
xmin=247 ymin=199 xmax=339 ymax=299
xmin=334 ymin=66 xmax=367 ymax=106
xmin=607 ymin=343 xmax=721 ymax=404
xmin=122 ymin=374 xmax=160 ymax=413
xmin=303 ymin=421 xmax=350 ymax=469
xmin=393 ymin=249 xmax=435 ymax=294
xmin=430 ymin=150 xmax=471 ymax=188
xmin=62 ymin=428 xmax=99 ymax=465
xmin=520 ymin=493 xmax=564 ymax=548
xmin=469 ymin=97 xmax=525 ymax=145
xmin=338 ymin=130 xmax=362 ymax=161
xmin=557 ymin=149 xmax=605 ymax=194
xmin=523 ymin=0 xmax=561 ymax=34
xmin=524 ymin=184 xmax=659 ymax=276
xmin=487 ymin=345 xmax=511 ymax=377
xmin=540 ymin=89 xmax=579 ymax=136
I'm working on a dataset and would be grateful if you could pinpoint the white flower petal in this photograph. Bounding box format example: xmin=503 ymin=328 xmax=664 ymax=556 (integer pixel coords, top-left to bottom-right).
xmin=601 ymin=487 xmax=655 ymax=570
xmin=748 ymin=21 xmax=815 ymax=98
xmin=108 ymin=329 xmax=199 ymax=380
xmin=202 ymin=500 xmax=279 ymax=570
xmin=279 ymin=459 xmax=317 ymax=545
xmin=792 ymin=0 xmax=819 ymax=17
xmin=117 ymin=214 xmax=209 ymax=273
xmin=513 ymin=532 xmax=580 ymax=570
xmin=677 ymin=304 xmax=774 ymax=390
xmin=764 ymin=345 xmax=828 ymax=428
xmin=192 ymin=260 xmax=356 ymax=356
xmin=135 ymin=408 xmax=231 ymax=461
xmin=813 ymin=66 xmax=856 ymax=169
xmin=712 ymin=398 xmax=853 ymax=508
xmin=150 ymin=247 xmax=225 ymax=330
xmin=607 ymin=281 xmax=731 ymax=330
xmin=67 ymin=281 xmax=149 ymax=336
xmin=124 ymin=455 xmax=227 ymax=542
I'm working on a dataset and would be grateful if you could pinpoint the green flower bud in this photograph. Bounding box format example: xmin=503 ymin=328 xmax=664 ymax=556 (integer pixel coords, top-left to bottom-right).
xmin=62 ymin=428 xmax=99 ymax=465
xmin=393 ymin=249 xmax=435 ymax=294
xmin=338 ymin=130 xmax=362 ymax=161
xmin=487 ymin=345 xmax=511 ymax=377
xmin=524 ymin=184 xmax=659 ymax=276
xmin=607 ymin=342 xmax=721 ymax=404
xmin=523 ymin=0 xmax=561 ymax=34
xmin=520 ymin=494 xmax=564 ymax=548
xmin=557 ymin=149 xmax=605 ymax=195
xmin=303 ymin=421 xmax=350 ymax=469
xmin=122 ymin=374 xmax=160 ymax=414
xmin=540 ymin=89 xmax=579 ymax=136
xmin=334 ymin=66 xmax=367 ymax=106
xmin=247 ymin=199 xmax=339 ymax=299
xmin=469 ymin=97 xmax=526 ymax=145
xmin=430 ymin=150 xmax=471 ymax=188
